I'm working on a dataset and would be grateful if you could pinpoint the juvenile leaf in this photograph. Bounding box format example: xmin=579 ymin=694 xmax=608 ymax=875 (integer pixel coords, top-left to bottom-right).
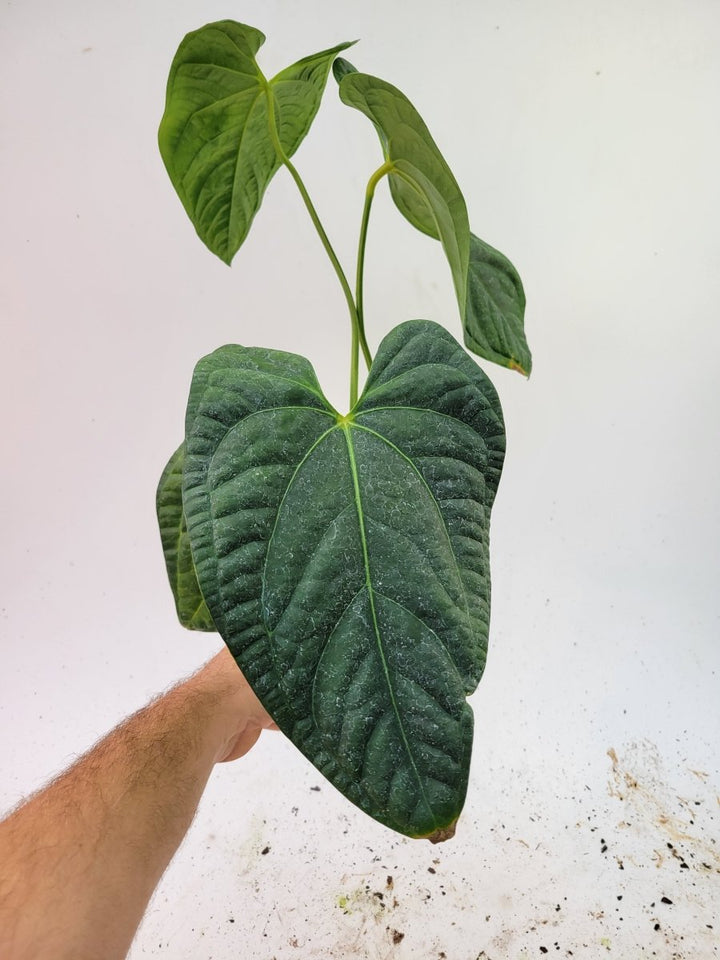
xmin=334 ymin=60 xmax=531 ymax=375
xmin=182 ymin=320 xmax=505 ymax=839
xmin=159 ymin=21 xmax=353 ymax=263
xmin=335 ymin=63 xmax=470 ymax=317
xmin=466 ymin=233 xmax=531 ymax=376
xmin=156 ymin=444 xmax=215 ymax=631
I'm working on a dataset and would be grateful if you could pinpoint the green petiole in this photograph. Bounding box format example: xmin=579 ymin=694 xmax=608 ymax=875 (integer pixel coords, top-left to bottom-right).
xmin=352 ymin=160 xmax=394 ymax=406
xmin=264 ymin=84 xmax=371 ymax=409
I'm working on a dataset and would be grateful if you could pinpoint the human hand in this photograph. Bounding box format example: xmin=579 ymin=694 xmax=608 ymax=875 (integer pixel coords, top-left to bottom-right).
xmin=0 ymin=646 xmax=280 ymax=960
xmin=187 ymin=647 xmax=279 ymax=764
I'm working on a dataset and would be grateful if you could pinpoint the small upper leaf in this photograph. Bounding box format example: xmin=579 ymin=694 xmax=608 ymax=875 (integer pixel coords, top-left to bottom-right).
xmin=156 ymin=444 xmax=216 ymax=631
xmin=335 ymin=62 xmax=469 ymax=317
xmin=333 ymin=59 xmax=531 ymax=375
xmin=159 ymin=21 xmax=353 ymax=263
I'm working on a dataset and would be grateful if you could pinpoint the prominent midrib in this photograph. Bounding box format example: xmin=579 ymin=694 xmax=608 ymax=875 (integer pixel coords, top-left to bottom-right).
xmin=351 ymin=419 xmax=472 ymax=627
xmin=341 ymin=423 xmax=436 ymax=828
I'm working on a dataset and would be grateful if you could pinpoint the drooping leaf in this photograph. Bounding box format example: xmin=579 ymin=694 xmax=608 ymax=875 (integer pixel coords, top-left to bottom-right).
xmin=333 ymin=59 xmax=531 ymax=375
xmin=335 ymin=62 xmax=470 ymax=318
xmin=159 ymin=21 xmax=353 ymax=263
xmin=466 ymin=233 xmax=531 ymax=376
xmin=181 ymin=320 xmax=505 ymax=840
xmin=156 ymin=444 xmax=216 ymax=631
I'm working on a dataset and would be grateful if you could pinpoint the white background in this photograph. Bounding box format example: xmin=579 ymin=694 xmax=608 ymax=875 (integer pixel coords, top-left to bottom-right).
xmin=2 ymin=1 xmax=719 ymax=957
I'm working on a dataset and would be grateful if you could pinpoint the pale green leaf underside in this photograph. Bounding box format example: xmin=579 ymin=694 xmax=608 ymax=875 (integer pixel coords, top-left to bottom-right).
xmin=156 ymin=445 xmax=215 ymax=631
xmin=159 ymin=20 xmax=353 ymax=263
xmin=335 ymin=60 xmax=531 ymax=375
xmin=181 ymin=320 xmax=505 ymax=838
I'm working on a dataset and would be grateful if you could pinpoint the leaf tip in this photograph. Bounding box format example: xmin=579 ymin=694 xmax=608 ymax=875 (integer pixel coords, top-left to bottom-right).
xmin=333 ymin=56 xmax=358 ymax=84
xmin=212 ymin=244 xmax=234 ymax=267
xmin=509 ymin=357 xmax=531 ymax=378
xmin=424 ymin=819 xmax=458 ymax=844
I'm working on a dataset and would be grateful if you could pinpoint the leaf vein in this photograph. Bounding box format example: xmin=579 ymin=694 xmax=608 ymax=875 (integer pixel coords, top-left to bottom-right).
xmin=349 ymin=422 xmax=471 ymax=627
xmin=342 ymin=425 xmax=438 ymax=831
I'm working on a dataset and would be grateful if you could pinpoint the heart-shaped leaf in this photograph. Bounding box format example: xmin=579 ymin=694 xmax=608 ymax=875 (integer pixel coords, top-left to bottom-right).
xmin=181 ymin=320 xmax=505 ymax=839
xmin=159 ymin=21 xmax=353 ymax=263
xmin=156 ymin=444 xmax=215 ymax=631
xmin=334 ymin=59 xmax=531 ymax=375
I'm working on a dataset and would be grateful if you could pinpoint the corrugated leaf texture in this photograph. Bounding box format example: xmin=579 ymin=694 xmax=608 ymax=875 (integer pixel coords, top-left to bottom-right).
xmin=176 ymin=320 xmax=505 ymax=838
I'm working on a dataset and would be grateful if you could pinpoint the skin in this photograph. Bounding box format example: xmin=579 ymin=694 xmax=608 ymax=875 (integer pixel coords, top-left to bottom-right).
xmin=0 ymin=648 xmax=277 ymax=960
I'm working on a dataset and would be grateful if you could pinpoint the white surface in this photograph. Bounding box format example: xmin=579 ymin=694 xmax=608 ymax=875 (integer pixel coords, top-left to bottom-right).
xmin=2 ymin=1 xmax=719 ymax=957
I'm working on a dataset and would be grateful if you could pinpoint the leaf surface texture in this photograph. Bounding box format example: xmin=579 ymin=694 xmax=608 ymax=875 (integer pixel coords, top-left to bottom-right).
xmin=181 ymin=320 xmax=505 ymax=837
xmin=156 ymin=444 xmax=216 ymax=631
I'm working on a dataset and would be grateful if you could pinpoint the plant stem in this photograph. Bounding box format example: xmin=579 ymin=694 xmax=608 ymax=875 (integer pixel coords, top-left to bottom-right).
xmin=265 ymin=85 xmax=369 ymax=409
xmin=354 ymin=160 xmax=394 ymax=394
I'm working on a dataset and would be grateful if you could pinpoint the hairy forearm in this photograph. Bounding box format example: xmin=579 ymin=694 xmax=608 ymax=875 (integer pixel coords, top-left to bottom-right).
xmin=0 ymin=651 xmax=272 ymax=960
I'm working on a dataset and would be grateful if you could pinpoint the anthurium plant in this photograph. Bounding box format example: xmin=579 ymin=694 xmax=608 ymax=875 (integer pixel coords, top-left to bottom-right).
xmin=156 ymin=20 xmax=530 ymax=843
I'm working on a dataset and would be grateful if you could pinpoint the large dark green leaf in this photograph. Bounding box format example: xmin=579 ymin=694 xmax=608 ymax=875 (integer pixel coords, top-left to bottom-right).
xmin=156 ymin=444 xmax=215 ymax=631
xmin=334 ymin=59 xmax=531 ymax=375
xmin=181 ymin=320 xmax=505 ymax=839
xmin=159 ymin=21 xmax=353 ymax=263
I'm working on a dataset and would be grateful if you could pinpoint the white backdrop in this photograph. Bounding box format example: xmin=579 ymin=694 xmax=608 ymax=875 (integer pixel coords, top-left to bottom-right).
xmin=2 ymin=1 xmax=719 ymax=957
